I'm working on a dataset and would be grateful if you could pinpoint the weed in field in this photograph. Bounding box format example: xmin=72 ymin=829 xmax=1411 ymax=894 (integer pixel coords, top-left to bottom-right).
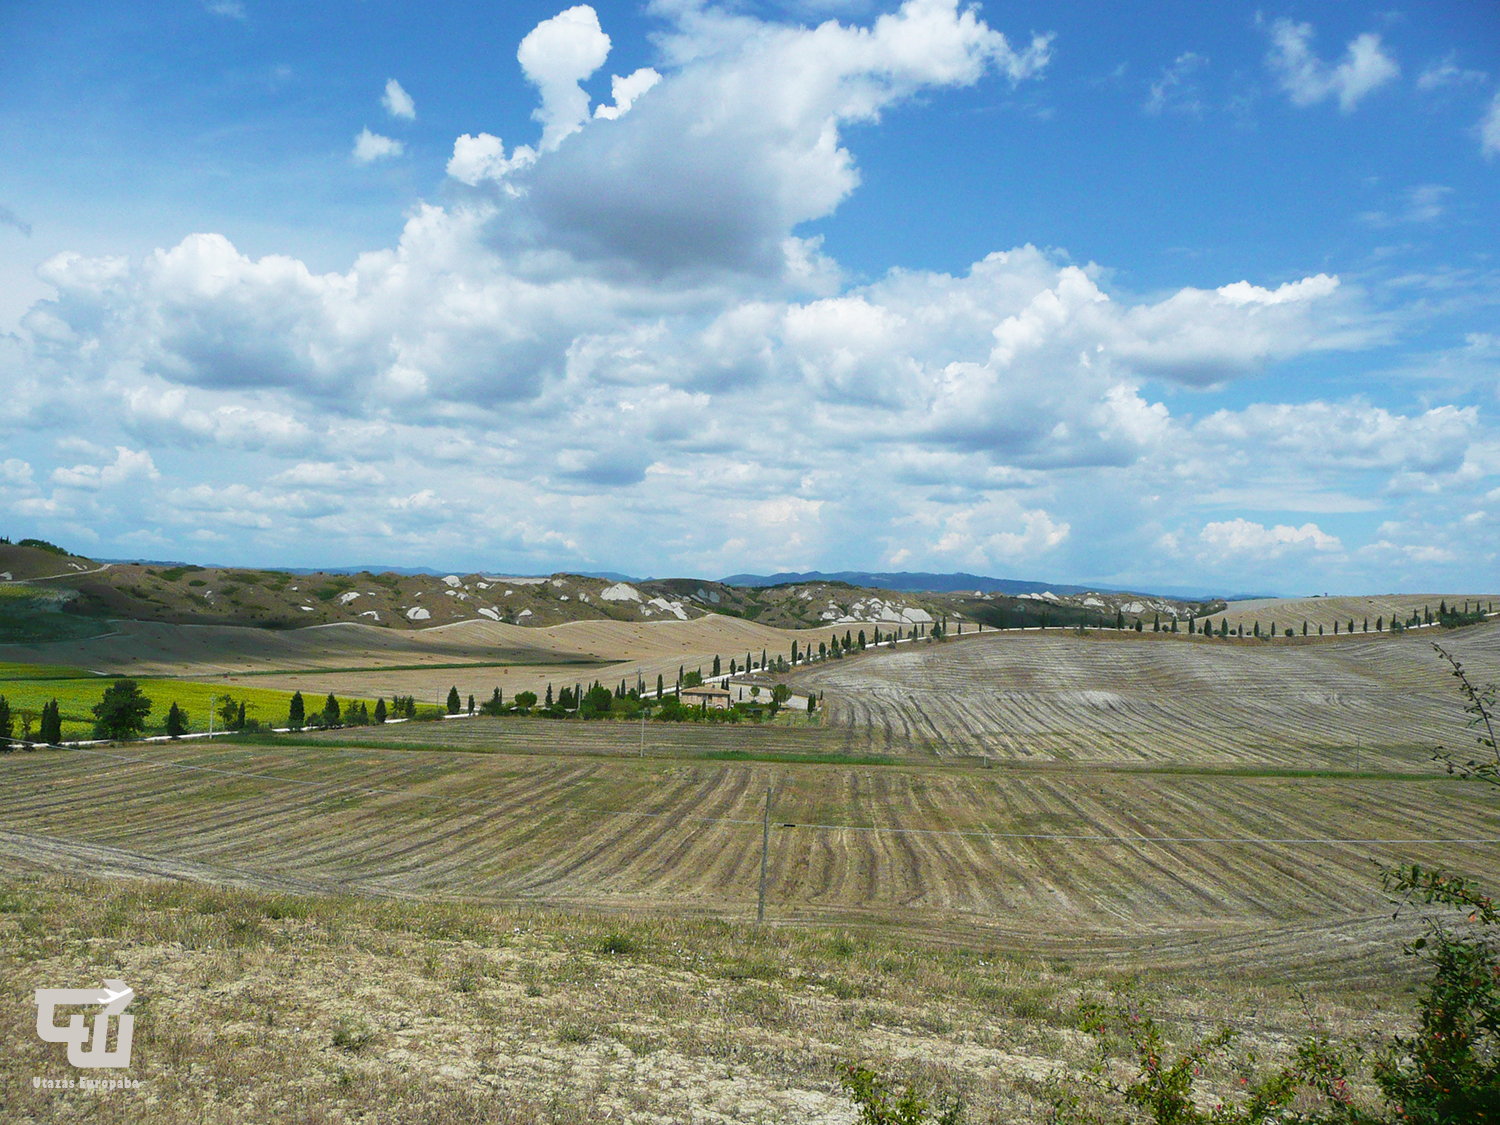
xmin=598 ymin=932 xmax=637 ymax=955
xmin=557 ymin=1022 xmax=594 ymax=1044
xmin=331 ymin=1016 xmax=375 ymax=1052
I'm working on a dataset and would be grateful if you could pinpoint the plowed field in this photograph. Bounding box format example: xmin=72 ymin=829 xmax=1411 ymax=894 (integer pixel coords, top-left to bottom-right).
xmin=3 ymin=726 xmax=1496 ymax=963
xmin=796 ymin=620 xmax=1500 ymax=766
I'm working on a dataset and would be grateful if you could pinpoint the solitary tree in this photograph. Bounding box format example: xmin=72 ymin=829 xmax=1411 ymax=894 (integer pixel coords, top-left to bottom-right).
xmin=712 ymin=655 xmax=721 ymax=677
xmin=656 ymin=673 xmax=664 ymax=698
xmin=165 ymin=702 xmax=189 ymax=739
xmin=446 ymin=685 xmax=461 ymax=714
xmin=91 ymin=679 xmax=153 ymax=741
xmin=373 ymin=698 xmax=387 ymax=724
xmin=545 ymin=683 xmax=553 ymax=707
xmin=468 ymin=693 xmax=475 ymax=714
xmin=39 ymin=699 xmax=62 ymax=745
xmin=858 ymin=630 xmax=866 ymax=649
xmin=289 ymin=691 xmax=305 ymax=729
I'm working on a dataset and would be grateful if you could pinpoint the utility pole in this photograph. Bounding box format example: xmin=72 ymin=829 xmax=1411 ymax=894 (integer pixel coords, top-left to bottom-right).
xmin=756 ymin=780 xmax=771 ymax=924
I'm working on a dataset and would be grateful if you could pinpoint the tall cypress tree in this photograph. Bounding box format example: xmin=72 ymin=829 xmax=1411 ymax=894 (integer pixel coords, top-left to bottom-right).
xmin=289 ymin=691 xmax=305 ymax=728
xmin=40 ymin=699 xmax=62 ymax=745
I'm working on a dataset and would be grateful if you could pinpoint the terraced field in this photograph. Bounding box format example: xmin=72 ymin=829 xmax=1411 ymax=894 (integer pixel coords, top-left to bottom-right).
xmin=796 ymin=620 xmax=1500 ymax=766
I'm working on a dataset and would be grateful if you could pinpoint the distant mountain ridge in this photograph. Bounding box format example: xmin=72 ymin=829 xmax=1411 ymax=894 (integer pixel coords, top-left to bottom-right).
xmin=723 ymin=570 xmax=1114 ymax=596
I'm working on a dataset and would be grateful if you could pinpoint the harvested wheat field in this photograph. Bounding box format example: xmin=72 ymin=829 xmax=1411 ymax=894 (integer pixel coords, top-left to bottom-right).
xmin=795 ymin=618 xmax=1500 ymax=766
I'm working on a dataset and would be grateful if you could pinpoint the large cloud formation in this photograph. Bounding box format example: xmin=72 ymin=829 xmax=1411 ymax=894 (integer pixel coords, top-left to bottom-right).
xmin=3 ymin=1 xmax=1494 ymax=587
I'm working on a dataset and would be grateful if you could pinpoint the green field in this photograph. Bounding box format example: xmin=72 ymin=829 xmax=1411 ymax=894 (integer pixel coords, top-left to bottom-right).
xmin=0 ymin=662 xmax=377 ymax=740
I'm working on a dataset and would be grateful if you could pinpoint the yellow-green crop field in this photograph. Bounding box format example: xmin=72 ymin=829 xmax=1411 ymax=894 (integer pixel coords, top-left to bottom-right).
xmin=0 ymin=662 xmax=377 ymax=740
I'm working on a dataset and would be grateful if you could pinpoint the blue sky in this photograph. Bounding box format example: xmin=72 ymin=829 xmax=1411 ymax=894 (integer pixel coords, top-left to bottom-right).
xmin=0 ymin=1 xmax=1496 ymax=593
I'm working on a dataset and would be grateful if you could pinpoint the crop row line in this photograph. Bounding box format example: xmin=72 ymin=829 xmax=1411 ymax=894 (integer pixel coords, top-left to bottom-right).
xmin=41 ymin=745 xmax=1500 ymax=849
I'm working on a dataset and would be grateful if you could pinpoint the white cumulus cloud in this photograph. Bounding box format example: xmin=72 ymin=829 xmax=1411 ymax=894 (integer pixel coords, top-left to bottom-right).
xmin=382 ymin=78 xmax=416 ymax=120
xmin=51 ymin=446 xmax=160 ymax=490
xmin=593 ymin=67 xmax=661 ymax=120
xmin=1199 ymin=519 xmax=1341 ymax=558
xmin=446 ymin=133 xmax=535 ymax=186
xmin=517 ymin=4 xmax=613 ymax=151
xmin=352 ymin=128 xmax=403 ymax=164
xmin=1265 ymin=18 xmax=1399 ymax=113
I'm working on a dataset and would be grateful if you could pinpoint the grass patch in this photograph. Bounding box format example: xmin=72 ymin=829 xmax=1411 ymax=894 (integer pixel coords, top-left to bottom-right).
xmin=598 ymin=932 xmax=638 ymax=956
xmin=0 ymin=867 xmax=1435 ymax=1125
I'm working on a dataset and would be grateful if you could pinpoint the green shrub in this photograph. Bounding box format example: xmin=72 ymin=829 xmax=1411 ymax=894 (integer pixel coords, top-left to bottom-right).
xmin=598 ymin=932 xmax=637 ymax=956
